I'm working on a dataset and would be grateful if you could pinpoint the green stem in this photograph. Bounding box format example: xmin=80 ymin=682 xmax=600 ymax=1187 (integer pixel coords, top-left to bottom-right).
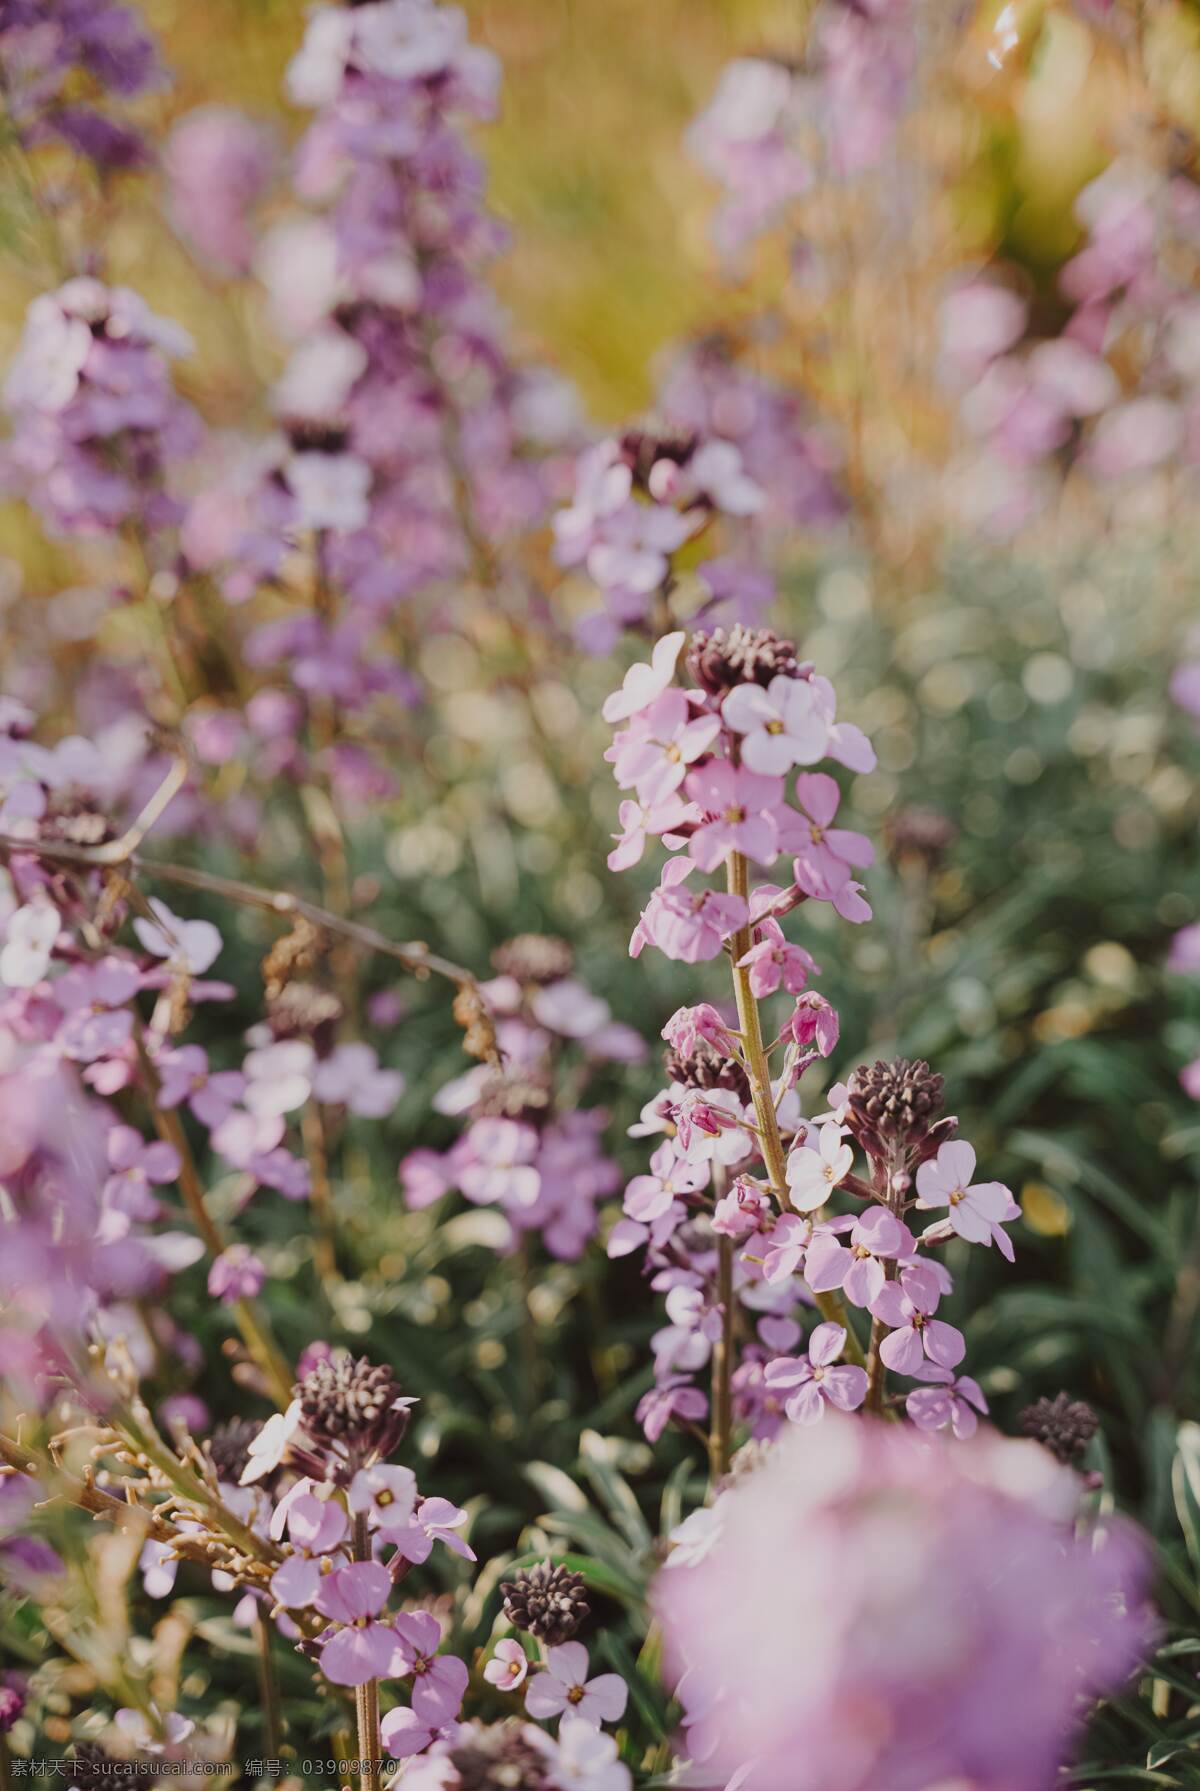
xmin=725 ymin=852 xmax=866 ymax=1368
xmin=256 ymin=1608 xmax=284 ymax=1760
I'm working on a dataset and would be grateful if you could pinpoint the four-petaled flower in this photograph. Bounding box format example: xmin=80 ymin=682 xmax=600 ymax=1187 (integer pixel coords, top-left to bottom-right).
xmin=905 ymin=1365 xmax=989 ymax=1439
xmin=685 ymin=760 xmax=783 ymax=872
xmin=915 ymin=1139 xmax=1019 ymax=1260
xmin=391 ymin=1610 xmax=470 ymax=1725
xmin=870 ymin=1263 xmax=966 ymax=1375
xmin=636 ymin=1375 xmax=708 ymax=1444
xmin=525 ymin=1641 xmax=628 ymax=1728
xmin=763 ymin=1322 xmax=868 ymax=1424
xmin=314 ymin=1560 xmax=398 ymax=1686
xmin=721 ymin=673 xmax=829 ymax=773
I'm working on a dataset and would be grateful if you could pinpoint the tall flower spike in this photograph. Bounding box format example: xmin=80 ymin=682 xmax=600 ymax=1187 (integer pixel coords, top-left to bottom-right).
xmin=500 ymin=1559 xmax=590 ymax=1644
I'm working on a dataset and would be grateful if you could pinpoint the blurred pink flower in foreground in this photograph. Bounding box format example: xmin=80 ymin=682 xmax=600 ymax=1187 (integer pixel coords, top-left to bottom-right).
xmin=656 ymin=1418 xmax=1152 ymax=1791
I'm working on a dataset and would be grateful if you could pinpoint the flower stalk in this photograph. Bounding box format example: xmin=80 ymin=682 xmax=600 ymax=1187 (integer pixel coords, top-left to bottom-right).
xmin=725 ymin=851 xmax=866 ymax=1368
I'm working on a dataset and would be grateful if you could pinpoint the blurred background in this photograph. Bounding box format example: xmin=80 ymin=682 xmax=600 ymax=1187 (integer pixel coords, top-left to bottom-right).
xmin=2 ymin=0 xmax=1200 ymax=1776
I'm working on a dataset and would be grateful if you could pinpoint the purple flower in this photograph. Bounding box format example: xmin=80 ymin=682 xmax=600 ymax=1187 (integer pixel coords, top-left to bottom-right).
xmin=636 ymin=1375 xmax=707 ymax=1444
xmin=840 ymin=1207 xmax=914 ymax=1308
xmin=269 ymin=1492 xmax=348 ymax=1609
xmin=347 ymin=1464 xmax=418 ymax=1534
xmin=763 ymin=1323 xmax=868 ymax=1424
xmin=624 ymin=1142 xmax=708 ymax=1224
xmin=385 ymin=1496 xmax=476 ymax=1566
xmin=906 ymin=1365 xmax=989 ymax=1439
xmin=154 ymin=1044 xmax=245 ymax=1128
xmin=314 ymin=1560 xmax=397 ymax=1686
xmin=784 ymin=772 xmax=874 ymax=903
xmin=610 ymin=689 xmax=721 ymax=808
xmin=785 ymin=1122 xmax=852 ymax=1214
xmin=736 ymin=922 xmax=816 ymax=998
xmin=54 ymin=957 xmax=140 ymax=1062
xmin=392 ymin=1611 xmax=470 ymax=1726
xmin=459 ymin=1118 xmax=541 ymax=1207
xmin=871 ymin=1262 xmax=965 ymax=1375
xmin=207 ymin=1245 xmax=266 ymax=1303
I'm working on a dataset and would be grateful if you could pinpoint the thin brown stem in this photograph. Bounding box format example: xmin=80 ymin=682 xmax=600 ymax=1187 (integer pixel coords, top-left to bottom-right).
xmin=135 ymin=1033 xmax=294 ymax=1409
xmin=709 ymin=1225 xmax=735 ymax=1485
xmin=725 ymin=852 xmax=866 ymax=1367
xmin=302 ymin=1103 xmax=340 ymax=1294
xmin=351 ymin=1512 xmax=382 ymax=1791
xmin=0 ymin=831 xmax=492 ymax=1013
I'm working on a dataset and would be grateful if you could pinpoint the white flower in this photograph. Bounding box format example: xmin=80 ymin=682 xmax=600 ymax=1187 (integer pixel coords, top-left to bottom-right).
xmin=240 ymin=1401 xmax=302 ymax=1484
xmin=133 ymin=897 xmax=222 ymax=975
xmin=542 ymin=1718 xmax=632 ymax=1790
xmin=273 ymin=333 xmax=367 ymax=422
xmin=243 ymin=1040 xmax=315 ymax=1118
xmin=0 ymin=900 xmax=60 ymax=987
xmin=785 ymin=1121 xmax=853 ymax=1213
xmin=721 ymin=674 xmax=830 ymax=775
xmin=288 ymin=451 xmax=371 ymax=532
xmin=313 ymin=1042 xmax=405 ymax=1117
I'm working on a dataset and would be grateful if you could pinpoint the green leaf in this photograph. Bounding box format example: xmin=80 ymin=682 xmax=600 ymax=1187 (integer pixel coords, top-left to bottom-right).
xmin=1172 ymin=1422 xmax=1200 ymax=1581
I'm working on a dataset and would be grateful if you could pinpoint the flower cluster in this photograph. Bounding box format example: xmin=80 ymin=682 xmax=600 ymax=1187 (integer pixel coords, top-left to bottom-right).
xmin=941 ymin=158 xmax=1200 ymax=536
xmin=0 ymin=0 xmax=164 ymax=172
xmin=2 ymin=277 xmax=199 ymax=537
xmin=400 ymin=934 xmax=634 ymax=1259
xmin=600 ymin=628 xmax=1018 ymax=1449
xmin=656 ymin=1418 xmax=1152 ymax=1791
xmin=684 ymin=5 xmax=913 ymax=263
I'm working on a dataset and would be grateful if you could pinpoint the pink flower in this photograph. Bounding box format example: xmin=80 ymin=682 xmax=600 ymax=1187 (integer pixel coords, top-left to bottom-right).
xmin=840 ymin=1207 xmax=914 ymax=1308
xmin=655 ymin=1418 xmax=1152 ymax=1791
xmin=783 ymin=992 xmax=839 ymax=1056
xmin=380 ymin=1705 xmax=452 ymax=1760
xmin=785 ymin=1122 xmax=852 ymax=1213
xmin=721 ymin=673 xmax=829 ymax=774
xmin=607 ymin=792 xmax=691 ymax=871
xmin=1183 ymin=1058 xmax=1200 ymax=1100
xmin=269 ymin=1492 xmax=348 ymax=1609
xmin=459 ymin=1118 xmax=541 ymax=1207
xmin=314 ymin=1560 xmax=397 ymax=1685
xmin=712 ymin=1177 xmax=771 ymax=1238
xmin=915 ymin=1139 xmax=1019 ymax=1260
xmin=392 ymin=1611 xmax=469 ymax=1726
xmin=524 ymin=1642 xmax=627 ymax=1728
xmin=763 ymin=1323 xmax=868 ymax=1423
xmin=154 ymin=1044 xmax=244 ymax=1127
xmin=784 ymin=772 xmax=874 ymax=901
xmin=906 ymin=1365 xmax=989 ymax=1439
xmin=661 ymin=1003 xmax=736 ymax=1057
xmin=809 ymin=674 xmax=877 ymax=774
xmin=760 ymin=1213 xmax=849 ymax=1288
xmin=632 ymin=863 xmax=749 ymax=963
xmin=685 ymin=759 xmax=783 ymax=871
xmin=624 ymin=1142 xmax=708 ymax=1223
xmin=484 ymin=1637 xmax=529 ymax=1691
xmin=636 ymin=1375 xmax=707 ymax=1444
xmin=871 ymin=1263 xmax=965 ymax=1375
xmin=386 ymin=1496 xmax=476 ymax=1566
xmin=736 ymin=922 xmax=816 ymax=997
xmin=610 ymin=689 xmax=721 ymax=807
xmin=601 ymin=630 xmax=686 ymax=723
